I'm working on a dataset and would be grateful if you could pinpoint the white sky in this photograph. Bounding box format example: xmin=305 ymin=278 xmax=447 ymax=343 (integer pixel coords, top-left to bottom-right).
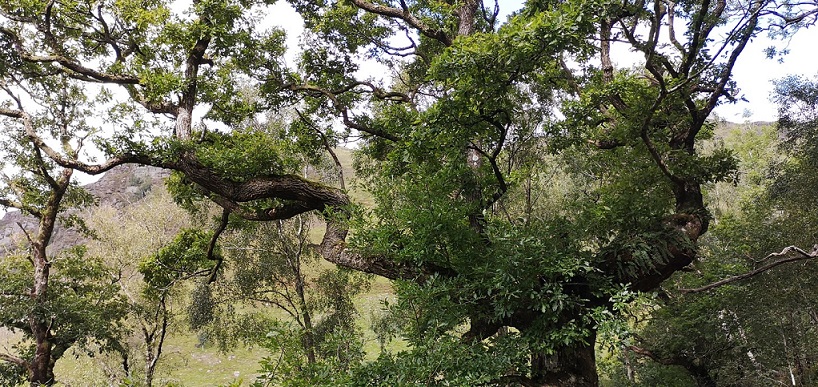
xmin=714 ymin=30 xmax=818 ymax=122
xmin=268 ymin=0 xmax=818 ymax=123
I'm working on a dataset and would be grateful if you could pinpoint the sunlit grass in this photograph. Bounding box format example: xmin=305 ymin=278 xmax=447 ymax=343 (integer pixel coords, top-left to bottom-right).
xmin=44 ymin=279 xmax=399 ymax=386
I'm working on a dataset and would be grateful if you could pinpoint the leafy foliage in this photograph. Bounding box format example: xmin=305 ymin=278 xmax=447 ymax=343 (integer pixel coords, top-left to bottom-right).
xmin=605 ymin=119 xmax=818 ymax=385
xmin=139 ymin=228 xmax=217 ymax=293
xmin=0 ymin=247 xmax=128 ymax=379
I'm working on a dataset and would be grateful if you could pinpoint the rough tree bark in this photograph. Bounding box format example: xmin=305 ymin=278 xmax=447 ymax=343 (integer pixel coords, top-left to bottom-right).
xmin=26 ymin=171 xmax=73 ymax=386
xmin=9 ymin=167 xmax=73 ymax=386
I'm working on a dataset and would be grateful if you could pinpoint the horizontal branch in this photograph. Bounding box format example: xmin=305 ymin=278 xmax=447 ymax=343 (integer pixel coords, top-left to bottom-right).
xmin=767 ymin=8 xmax=818 ymax=26
xmin=0 ymin=197 xmax=23 ymax=211
xmin=210 ymin=196 xmax=318 ymax=221
xmin=587 ymin=138 xmax=625 ymax=149
xmin=0 ymin=27 xmax=140 ymax=85
xmin=627 ymin=345 xmax=675 ymax=366
xmin=680 ymin=245 xmax=818 ymax=294
xmin=0 ymin=107 xmax=23 ymax=119
xmin=331 ymin=81 xmax=412 ymax=103
xmin=0 ymin=352 xmax=26 ymax=367
xmin=30 ymin=125 xmax=451 ymax=283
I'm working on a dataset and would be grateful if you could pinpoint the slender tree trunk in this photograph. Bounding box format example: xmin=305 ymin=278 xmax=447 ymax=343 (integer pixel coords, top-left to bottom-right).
xmin=29 ymin=245 xmax=54 ymax=386
xmin=144 ymin=296 xmax=169 ymax=387
xmin=144 ymin=333 xmax=155 ymax=387
xmin=26 ymin=170 xmax=71 ymax=386
xmin=296 ymin=277 xmax=316 ymax=364
xmin=289 ymin=218 xmax=316 ymax=364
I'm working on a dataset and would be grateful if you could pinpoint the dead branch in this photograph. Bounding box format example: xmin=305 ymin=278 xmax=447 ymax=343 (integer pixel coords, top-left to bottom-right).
xmin=680 ymin=245 xmax=818 ymax=294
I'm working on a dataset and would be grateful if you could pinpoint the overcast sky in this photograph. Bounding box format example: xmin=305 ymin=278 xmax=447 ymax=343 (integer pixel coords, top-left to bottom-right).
xmin=268 ymin=0 xmax=818 ymax=123
xmin=714 ymin=30 xmax=818 ymax=122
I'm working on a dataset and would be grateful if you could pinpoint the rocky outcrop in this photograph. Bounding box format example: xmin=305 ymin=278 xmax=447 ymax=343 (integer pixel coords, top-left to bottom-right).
xmin=83 ymin=164 xmax=169 ymax=207
xmin=0 ymin=165 xmax=168 ymax=255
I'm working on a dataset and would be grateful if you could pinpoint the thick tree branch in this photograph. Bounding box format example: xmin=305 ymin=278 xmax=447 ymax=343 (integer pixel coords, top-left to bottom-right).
xmin=0 ymin=198 xmax=23 ymax=211
xmin=626 ymin=345 xmax=672 ymax=365
xmin=665 ymin=1 xmax=685 ymax=52
xmin=124 ymin=85 xmax=177 ymax=115
xmin=210 ymin=196 xmax=318 ymax=221
xmin=175 ymin=32 xmax=212 ymax=140
xmin=587 ymin=138 xmax=625 ymax=149
xmin=599 ymin=18 xmax=629 ymax=112
xmin=332 ymin=81 xmax=412 ymax=103
xmin=0 ymin=107 xmax=24 ymax=119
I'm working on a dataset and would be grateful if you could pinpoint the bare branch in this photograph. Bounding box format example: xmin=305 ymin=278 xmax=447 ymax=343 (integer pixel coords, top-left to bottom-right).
xmin=16 ymin=222 xmax=37 ymax=249
xmin=639 ymin=94 xmax=684 ymax=185
xmin=479 ymin=0 xmax=500 ymax=30
xmin=20 ymin=113 xmax=155 ymax=174
xmin=285 ymin=84 xmax=401 ymax=141
xmin=0 ymin=27 xmax=140 ymax=85
xmin=0 ymin=198 xmax=23 ymax=211
xmin=471 ymin=114 xmax=509 ymax=208
xmin=680 ymin=245 xmax=818 ymax=294
xmin=124 ymin=85 xmax=177 ymax=115
xmin=0 ymin=107 xmax=23 ymax=119
xmin=31 ymin=145 xmax=60 ymax=190
xmin=294 ymin=108 xmax=346 ymax=190
xmin=665 ymin=1 xmax=686 ymax=52
xmin=700 ymin=0 xmax=764 ymax=119
xmin=347 ymin=0 xmax=453 ymax=46
xmin=767 ymin=8 xmax=818 ymax=27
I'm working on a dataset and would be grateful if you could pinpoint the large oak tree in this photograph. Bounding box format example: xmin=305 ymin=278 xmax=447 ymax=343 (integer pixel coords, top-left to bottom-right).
xmin=1 ymin=0 xmax=816 ymax=384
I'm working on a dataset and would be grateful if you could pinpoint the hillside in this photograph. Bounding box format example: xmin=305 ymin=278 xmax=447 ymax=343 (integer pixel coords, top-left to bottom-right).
xmin=0 ymin=165 xmax=168 ymax=254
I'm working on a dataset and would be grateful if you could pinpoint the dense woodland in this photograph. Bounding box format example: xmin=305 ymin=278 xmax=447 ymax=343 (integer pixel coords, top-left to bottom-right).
xmin=0 ymin=0 xmax=818 ymax=385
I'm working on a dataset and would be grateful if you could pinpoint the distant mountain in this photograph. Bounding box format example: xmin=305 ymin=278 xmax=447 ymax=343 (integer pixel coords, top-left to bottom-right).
xmin=0 ymin=165 xmax=168 ymax=255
